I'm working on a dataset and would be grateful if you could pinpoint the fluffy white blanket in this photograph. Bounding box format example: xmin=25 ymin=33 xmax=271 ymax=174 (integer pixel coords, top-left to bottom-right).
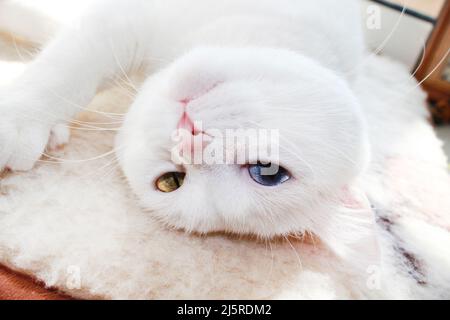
xmin=1 ymin=32 xmax=450 ymax=299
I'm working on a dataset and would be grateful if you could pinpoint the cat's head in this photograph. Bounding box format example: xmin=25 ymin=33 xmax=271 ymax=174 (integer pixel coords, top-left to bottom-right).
xmin=117 ymin=47 xmax=378 ymax=264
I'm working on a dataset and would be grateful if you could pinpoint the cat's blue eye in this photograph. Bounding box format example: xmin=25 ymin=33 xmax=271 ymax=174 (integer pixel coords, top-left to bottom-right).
xmin=248 ymin=162 xmax=291 ymax=186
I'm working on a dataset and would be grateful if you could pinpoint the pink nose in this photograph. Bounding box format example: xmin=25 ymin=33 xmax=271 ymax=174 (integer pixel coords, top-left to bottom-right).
xmin=177 ymin=98 xmax=199 ymax=135
xmin=175 ymin=99 xmax=211 ymax=161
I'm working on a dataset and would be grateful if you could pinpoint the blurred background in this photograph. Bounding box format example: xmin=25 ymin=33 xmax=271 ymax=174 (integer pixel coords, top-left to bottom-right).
xmin=363 ymin=0 xmax=450 ymax=158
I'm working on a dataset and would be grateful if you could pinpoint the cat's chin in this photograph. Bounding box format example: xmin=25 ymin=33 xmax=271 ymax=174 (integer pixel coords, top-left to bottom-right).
xmin=138 ymin=181 xmax=380 ymax=271
xmin=160 ymin=217 xmax=308 ymax=240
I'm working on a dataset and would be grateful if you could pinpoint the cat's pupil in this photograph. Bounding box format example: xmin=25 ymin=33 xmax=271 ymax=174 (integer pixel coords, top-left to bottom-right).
xmin=248 ymin=162 xmax=291 ymax=187
xmin=156 ymin=172 xmax=186 ymax=193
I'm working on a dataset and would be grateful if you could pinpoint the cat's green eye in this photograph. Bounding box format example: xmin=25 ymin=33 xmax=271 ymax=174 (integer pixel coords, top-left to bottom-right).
xmin=156 ymin=172 xmax=186 ymax=193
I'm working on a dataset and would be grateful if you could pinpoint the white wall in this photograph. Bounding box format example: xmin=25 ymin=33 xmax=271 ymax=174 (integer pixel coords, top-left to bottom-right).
xmin=362 ymin=0 xmax=435 ymax=70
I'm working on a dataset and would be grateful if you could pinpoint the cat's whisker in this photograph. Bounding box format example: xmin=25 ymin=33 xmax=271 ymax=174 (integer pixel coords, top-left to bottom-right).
xmin=87 ymin=157 xmax=122 ymax=182
xmin=67 ymin=126 xmax=122 ymax=132
xmin=59 ymin=152 xmax=122 ymax=187
xmin=283 ymin=235 xmax=303 ymax=271
xmin=7 ymin=98 xmax=127 ymax=127
xmin=261 ymin=237 xmax=275 ymax=289
xmin=4 ymin=110 xmax=123 ymax=131
xmin=12 ymin=35 xmax=38 ymax=62
xmin=264 ymin=108 xmax=356 ymax=116
xmin=12 ymin=81 xmax=129 ymax=118
xmin=279 ymin=127 xmax=359 ymax=166
xmin=110 ymin=75 xmax=139 ymax=99
xmin=67 ymin=115 xmax=124 ymax=126
xmin=49 ymin=90 xmax=129 ymax=117
xmin=306 ymin=230 xmax=318 ymax=249
xmin=244 ymin=119 xmax=318 ymax=180
xmin=35 ymin=145 xmax=126 ymax=165
xmin=276 ymin=139 xmax=319 ymax=182
xmin=408 ymin=38 xmax=427 ymax=82
xmin=344 ymin=0 xmax=409 ymax=76
xmin=83 ymin=160 xmax=122 ymax=187
xmin=142 ymin=55 xmax=172 ymax=65
xmin=114 ymin=83 xmax=138 ymax=101
xmin=413 ymin=47 xmax=450 ymax=91
xmin=70 ymin=120 xmax=123 ymax=127
xmin=109 ymin=37 xmax=140 ymax=94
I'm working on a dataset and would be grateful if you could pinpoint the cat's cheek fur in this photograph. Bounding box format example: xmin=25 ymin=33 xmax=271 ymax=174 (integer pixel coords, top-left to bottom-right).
xmin=314 ymin=186 xmax=381 ymax=271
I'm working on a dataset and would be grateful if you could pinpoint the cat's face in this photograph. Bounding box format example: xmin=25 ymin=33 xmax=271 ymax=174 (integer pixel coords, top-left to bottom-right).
xmin=117 ymin=48 xmax=374 ymax=258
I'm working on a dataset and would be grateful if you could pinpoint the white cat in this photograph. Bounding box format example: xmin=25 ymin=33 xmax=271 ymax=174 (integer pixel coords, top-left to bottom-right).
xmin=0 ymin=0 xmax=379 ymax=266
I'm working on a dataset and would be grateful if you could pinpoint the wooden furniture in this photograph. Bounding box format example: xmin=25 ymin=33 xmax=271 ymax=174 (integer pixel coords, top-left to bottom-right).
xmin=0 ymin=265 xmax=70 ymax=300
xmin=416 ymin=1 xmax=450 ymax=124
xmin=390 ymin=0 xmax=445 ymax=18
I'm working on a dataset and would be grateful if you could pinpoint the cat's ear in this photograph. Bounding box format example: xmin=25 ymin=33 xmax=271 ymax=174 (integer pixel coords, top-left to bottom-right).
xmin=316 ymin=186 xmax=381 ymax=272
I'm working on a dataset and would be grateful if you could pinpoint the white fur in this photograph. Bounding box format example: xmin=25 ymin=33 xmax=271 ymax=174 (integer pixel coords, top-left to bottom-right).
xmin=0 ymin=50 xmax=449 ymax=299
xmin=0 ymin=0 xmax=379 ymax=266
xmin=0 ymin=0 xmax=58 ymax=44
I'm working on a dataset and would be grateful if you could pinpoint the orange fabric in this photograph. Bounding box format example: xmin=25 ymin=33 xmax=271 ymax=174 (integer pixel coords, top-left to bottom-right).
xmin=0 ymin=265 xmax=71 ymax=300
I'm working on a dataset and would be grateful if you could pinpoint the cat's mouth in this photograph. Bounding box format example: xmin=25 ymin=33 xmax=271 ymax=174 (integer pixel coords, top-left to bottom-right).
xmin=174 ymin=103 xmax=213 ymax=163
xmin=177 ymin=111 xmax=196 ymax=135
xmin=175 ymin=81 xmax=223 ymax=135
xmin=177 ymin=96 xmax=200 ymax=136
xmin=176 ymin=98 xmax=212 ymax=138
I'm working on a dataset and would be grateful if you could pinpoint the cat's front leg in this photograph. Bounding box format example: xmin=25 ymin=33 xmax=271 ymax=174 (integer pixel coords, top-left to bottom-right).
xmin=0 ymin=57 xmax=99 ymax=171
xmin=0 ymin=3 xmax=151 ymax=171
xmin=0 ymin=84 xmax=73 ymax=170
xmin=0 ymin=86 xmax=59 ymax=171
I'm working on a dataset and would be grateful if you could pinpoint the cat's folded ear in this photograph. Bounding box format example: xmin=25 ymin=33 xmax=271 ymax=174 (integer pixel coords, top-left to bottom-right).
xmin=316 ymin=185 xmax=381 ymax=273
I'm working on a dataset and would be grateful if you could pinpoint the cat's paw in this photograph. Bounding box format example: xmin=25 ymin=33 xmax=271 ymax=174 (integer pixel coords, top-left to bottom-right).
xmin=0 ymin=120 xmax=53 ymax=172
xmin=0 ymin=97 xmax=55 ymax=172
xmin=47 ymin=123 xmax=71 ymax=151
